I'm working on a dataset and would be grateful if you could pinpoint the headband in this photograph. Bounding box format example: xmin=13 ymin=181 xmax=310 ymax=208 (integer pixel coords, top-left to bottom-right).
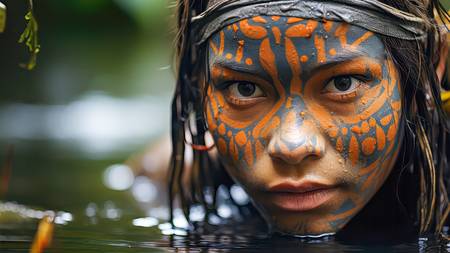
xmin=191 ymin=0 xmax=428 ymax=44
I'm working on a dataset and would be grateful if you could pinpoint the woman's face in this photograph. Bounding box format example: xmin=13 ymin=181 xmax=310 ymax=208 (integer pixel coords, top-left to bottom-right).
xmin=205 ymin=16 xmax=403 ymax=235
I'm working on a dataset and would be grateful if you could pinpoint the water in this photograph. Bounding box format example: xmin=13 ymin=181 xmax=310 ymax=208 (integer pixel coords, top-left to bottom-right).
xmin=1 ymin=209 xmax=449 ymax=252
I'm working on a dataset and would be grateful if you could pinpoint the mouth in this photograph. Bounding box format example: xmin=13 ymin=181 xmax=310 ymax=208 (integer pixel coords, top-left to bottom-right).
xmin=266 ymin=180 xmax=338 ymax=212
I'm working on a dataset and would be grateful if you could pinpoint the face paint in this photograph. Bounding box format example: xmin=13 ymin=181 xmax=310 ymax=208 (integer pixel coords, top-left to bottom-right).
xmin=205 ymin=16 xmax=403 ymax=236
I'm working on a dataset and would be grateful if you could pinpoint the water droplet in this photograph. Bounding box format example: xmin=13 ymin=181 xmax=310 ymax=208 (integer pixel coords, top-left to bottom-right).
xmin=280 ymin=5 xmax=290 ymax=12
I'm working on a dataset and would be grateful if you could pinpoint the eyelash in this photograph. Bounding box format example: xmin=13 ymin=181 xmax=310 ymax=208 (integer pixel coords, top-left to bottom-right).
xmin=218 ymin=81 xmax=266 ymax=107
xmin=322 ymin=75 xmax=371 ymax=102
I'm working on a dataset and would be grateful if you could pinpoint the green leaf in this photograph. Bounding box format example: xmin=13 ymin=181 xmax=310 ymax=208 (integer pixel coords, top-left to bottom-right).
xmin=18 ymin=0 xmax=40 ymax=70
xmin=0 ymin=2 xmax=5 ymax=33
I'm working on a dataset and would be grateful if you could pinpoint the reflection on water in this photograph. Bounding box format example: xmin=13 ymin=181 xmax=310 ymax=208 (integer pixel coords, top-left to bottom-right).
xmin=229 ymin=185 xmax=250 ymax=206
xmin=2 ymin=205 xmax=450 ymax=252
xmin=0 ymin=202 xmax=72 ymax=226
xmin=132 ymin=216 xmax=158 ymax=228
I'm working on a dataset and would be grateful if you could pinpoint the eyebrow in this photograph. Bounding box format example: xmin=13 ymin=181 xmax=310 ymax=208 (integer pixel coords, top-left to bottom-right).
xmin=309 ymin=48 xmax=379 ymax=75
xmin=210 ymin=58 xmax=255 ymax=74
xmin=209 ymin=57 xmax=273 ymax=83
xmin=320 ymin=48 xmax=366 ymax=65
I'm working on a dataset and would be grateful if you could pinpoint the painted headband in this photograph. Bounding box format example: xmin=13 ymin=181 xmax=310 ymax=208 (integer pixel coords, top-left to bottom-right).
xmin=191 ymin=0 xmax=428 ymax=44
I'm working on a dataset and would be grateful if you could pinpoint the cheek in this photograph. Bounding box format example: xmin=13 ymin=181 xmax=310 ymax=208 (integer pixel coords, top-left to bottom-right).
xmin=205 ymin=94 xmax=227 ymax=155
xmin=206 ymin=93 xmax=253 ymax=167
xmin=206 ymin=91 xmax=270 ymax=172
xmin=325 ymin=60 xmax=403 ymax=195
xmin=303 ymin=59 xmax=402 ymax=195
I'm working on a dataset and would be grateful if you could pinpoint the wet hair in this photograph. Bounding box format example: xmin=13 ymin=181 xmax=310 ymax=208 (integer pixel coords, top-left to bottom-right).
xmin=168 ymin=0 xmax=449 ymax=236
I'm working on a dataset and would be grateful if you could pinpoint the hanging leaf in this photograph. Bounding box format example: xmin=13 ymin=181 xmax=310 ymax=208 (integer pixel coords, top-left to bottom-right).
xmin=18 ymin=0 xmax=40 ymax=70
xmin=0 ymin=1 xmax=5 ymax=33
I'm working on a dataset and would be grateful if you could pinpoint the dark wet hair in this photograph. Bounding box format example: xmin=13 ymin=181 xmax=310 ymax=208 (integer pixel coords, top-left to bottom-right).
xmin=168 ymin=0 xmax=449 ymax=236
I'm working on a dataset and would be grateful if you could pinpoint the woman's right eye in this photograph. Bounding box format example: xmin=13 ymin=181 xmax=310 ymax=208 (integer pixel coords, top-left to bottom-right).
xmin=228 ymin=81 xmax=264 ymax=98
xmin=222 ymin=81 xmax=266 ymax=106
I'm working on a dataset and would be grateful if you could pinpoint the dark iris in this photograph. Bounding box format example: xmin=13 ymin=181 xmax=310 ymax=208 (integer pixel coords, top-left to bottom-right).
xmin=237 ymin=82 xmax=256 ymax=96
xmin=334 ymin=76 xmax=352 ymax=91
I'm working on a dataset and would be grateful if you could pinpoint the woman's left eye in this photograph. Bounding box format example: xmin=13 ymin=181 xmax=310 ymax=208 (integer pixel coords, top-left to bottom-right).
xmin=323 ymin=76 xmax=362 ymax=93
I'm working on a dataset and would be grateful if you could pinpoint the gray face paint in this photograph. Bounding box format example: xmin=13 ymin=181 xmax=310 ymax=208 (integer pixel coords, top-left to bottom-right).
xmin=191 ymin=0 xmax=427 ymax=45
xmin=205 ymin=15 xmax=404 ymax=235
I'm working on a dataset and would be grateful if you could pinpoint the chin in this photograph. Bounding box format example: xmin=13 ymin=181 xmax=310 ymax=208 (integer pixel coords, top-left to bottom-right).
xmin=270 ymin=217 xmax=342 ymax=237
xmin=259 ymin=209 xmax=352 ymax=237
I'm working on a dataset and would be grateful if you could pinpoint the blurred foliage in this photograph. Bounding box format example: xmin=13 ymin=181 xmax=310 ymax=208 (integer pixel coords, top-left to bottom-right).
xmin=114 ymin=0 xmax=172 ymax=29
xmin=0 ymin=0 xmax=175 ymax=103
xmin=45 ymin=0 xmax=173 ymax=32
xmin=0 ymin=0 xmax=175 ymax=213
xmin=48 ymin=0 xmax=111 ymax=13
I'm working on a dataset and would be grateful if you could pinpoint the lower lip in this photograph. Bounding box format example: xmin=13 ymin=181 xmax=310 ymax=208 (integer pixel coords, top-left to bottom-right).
xmin=268 ymin=188 xmax=337 ymax=212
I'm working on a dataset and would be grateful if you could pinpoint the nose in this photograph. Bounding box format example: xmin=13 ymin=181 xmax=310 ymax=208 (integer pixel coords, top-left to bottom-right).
xmin=267 ymin=110 xmax=325 ymax=165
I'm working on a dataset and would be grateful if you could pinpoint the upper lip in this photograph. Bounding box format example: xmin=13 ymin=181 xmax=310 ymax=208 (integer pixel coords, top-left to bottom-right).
xmin=268 ymin=180 xmax=335 ymax=193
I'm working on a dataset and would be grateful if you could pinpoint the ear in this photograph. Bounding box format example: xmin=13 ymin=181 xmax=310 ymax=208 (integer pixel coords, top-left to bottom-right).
xmin=436 ymin=29 xmax=448 ymax=85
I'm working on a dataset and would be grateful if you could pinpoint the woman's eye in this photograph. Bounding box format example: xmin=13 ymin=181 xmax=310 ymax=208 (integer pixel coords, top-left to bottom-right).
xmin=228 ymin=81 xmax=264 ymax=98
xmin=324 ymin=76 xmax=361 ymax=93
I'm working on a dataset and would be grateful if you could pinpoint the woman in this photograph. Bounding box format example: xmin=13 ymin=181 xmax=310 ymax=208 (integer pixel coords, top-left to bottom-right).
xmin=168 ymin=0 xmax=449 ymax=238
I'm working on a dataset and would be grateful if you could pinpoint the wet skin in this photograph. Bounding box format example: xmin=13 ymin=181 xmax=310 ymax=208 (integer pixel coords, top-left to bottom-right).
xmin=205 ymin=16 xmax=403 ymax=235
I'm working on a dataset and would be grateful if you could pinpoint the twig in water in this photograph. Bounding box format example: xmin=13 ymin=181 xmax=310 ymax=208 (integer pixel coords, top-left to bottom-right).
xmin=0 ymin=145 xmax=14 ymax=199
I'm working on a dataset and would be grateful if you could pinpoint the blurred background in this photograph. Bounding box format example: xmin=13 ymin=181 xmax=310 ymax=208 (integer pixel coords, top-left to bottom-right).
xmin=0 ymin=0 xmax=176 ymax=221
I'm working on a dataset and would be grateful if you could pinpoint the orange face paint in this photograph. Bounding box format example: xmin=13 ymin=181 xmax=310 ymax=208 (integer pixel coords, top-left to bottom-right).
xmin=206 ymin=16 xmax=403 ymax=235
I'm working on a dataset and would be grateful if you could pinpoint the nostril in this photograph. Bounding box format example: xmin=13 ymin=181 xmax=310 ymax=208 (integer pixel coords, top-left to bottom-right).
xmin=268 ymin=134 xmax=325 ymax=165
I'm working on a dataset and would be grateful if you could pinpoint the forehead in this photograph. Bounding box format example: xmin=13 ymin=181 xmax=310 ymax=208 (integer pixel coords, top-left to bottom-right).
xmin=208 ymin=16 xmax=386 ymax=75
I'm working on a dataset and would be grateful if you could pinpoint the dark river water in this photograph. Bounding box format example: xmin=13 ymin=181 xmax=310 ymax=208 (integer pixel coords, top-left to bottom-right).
xmin=1 ymin=210 xmax=449 ymax=252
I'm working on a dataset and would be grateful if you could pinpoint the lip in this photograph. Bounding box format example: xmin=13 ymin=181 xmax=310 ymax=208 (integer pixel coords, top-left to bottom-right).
xmin=267 ymin=181 xmax=337 ymax=212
